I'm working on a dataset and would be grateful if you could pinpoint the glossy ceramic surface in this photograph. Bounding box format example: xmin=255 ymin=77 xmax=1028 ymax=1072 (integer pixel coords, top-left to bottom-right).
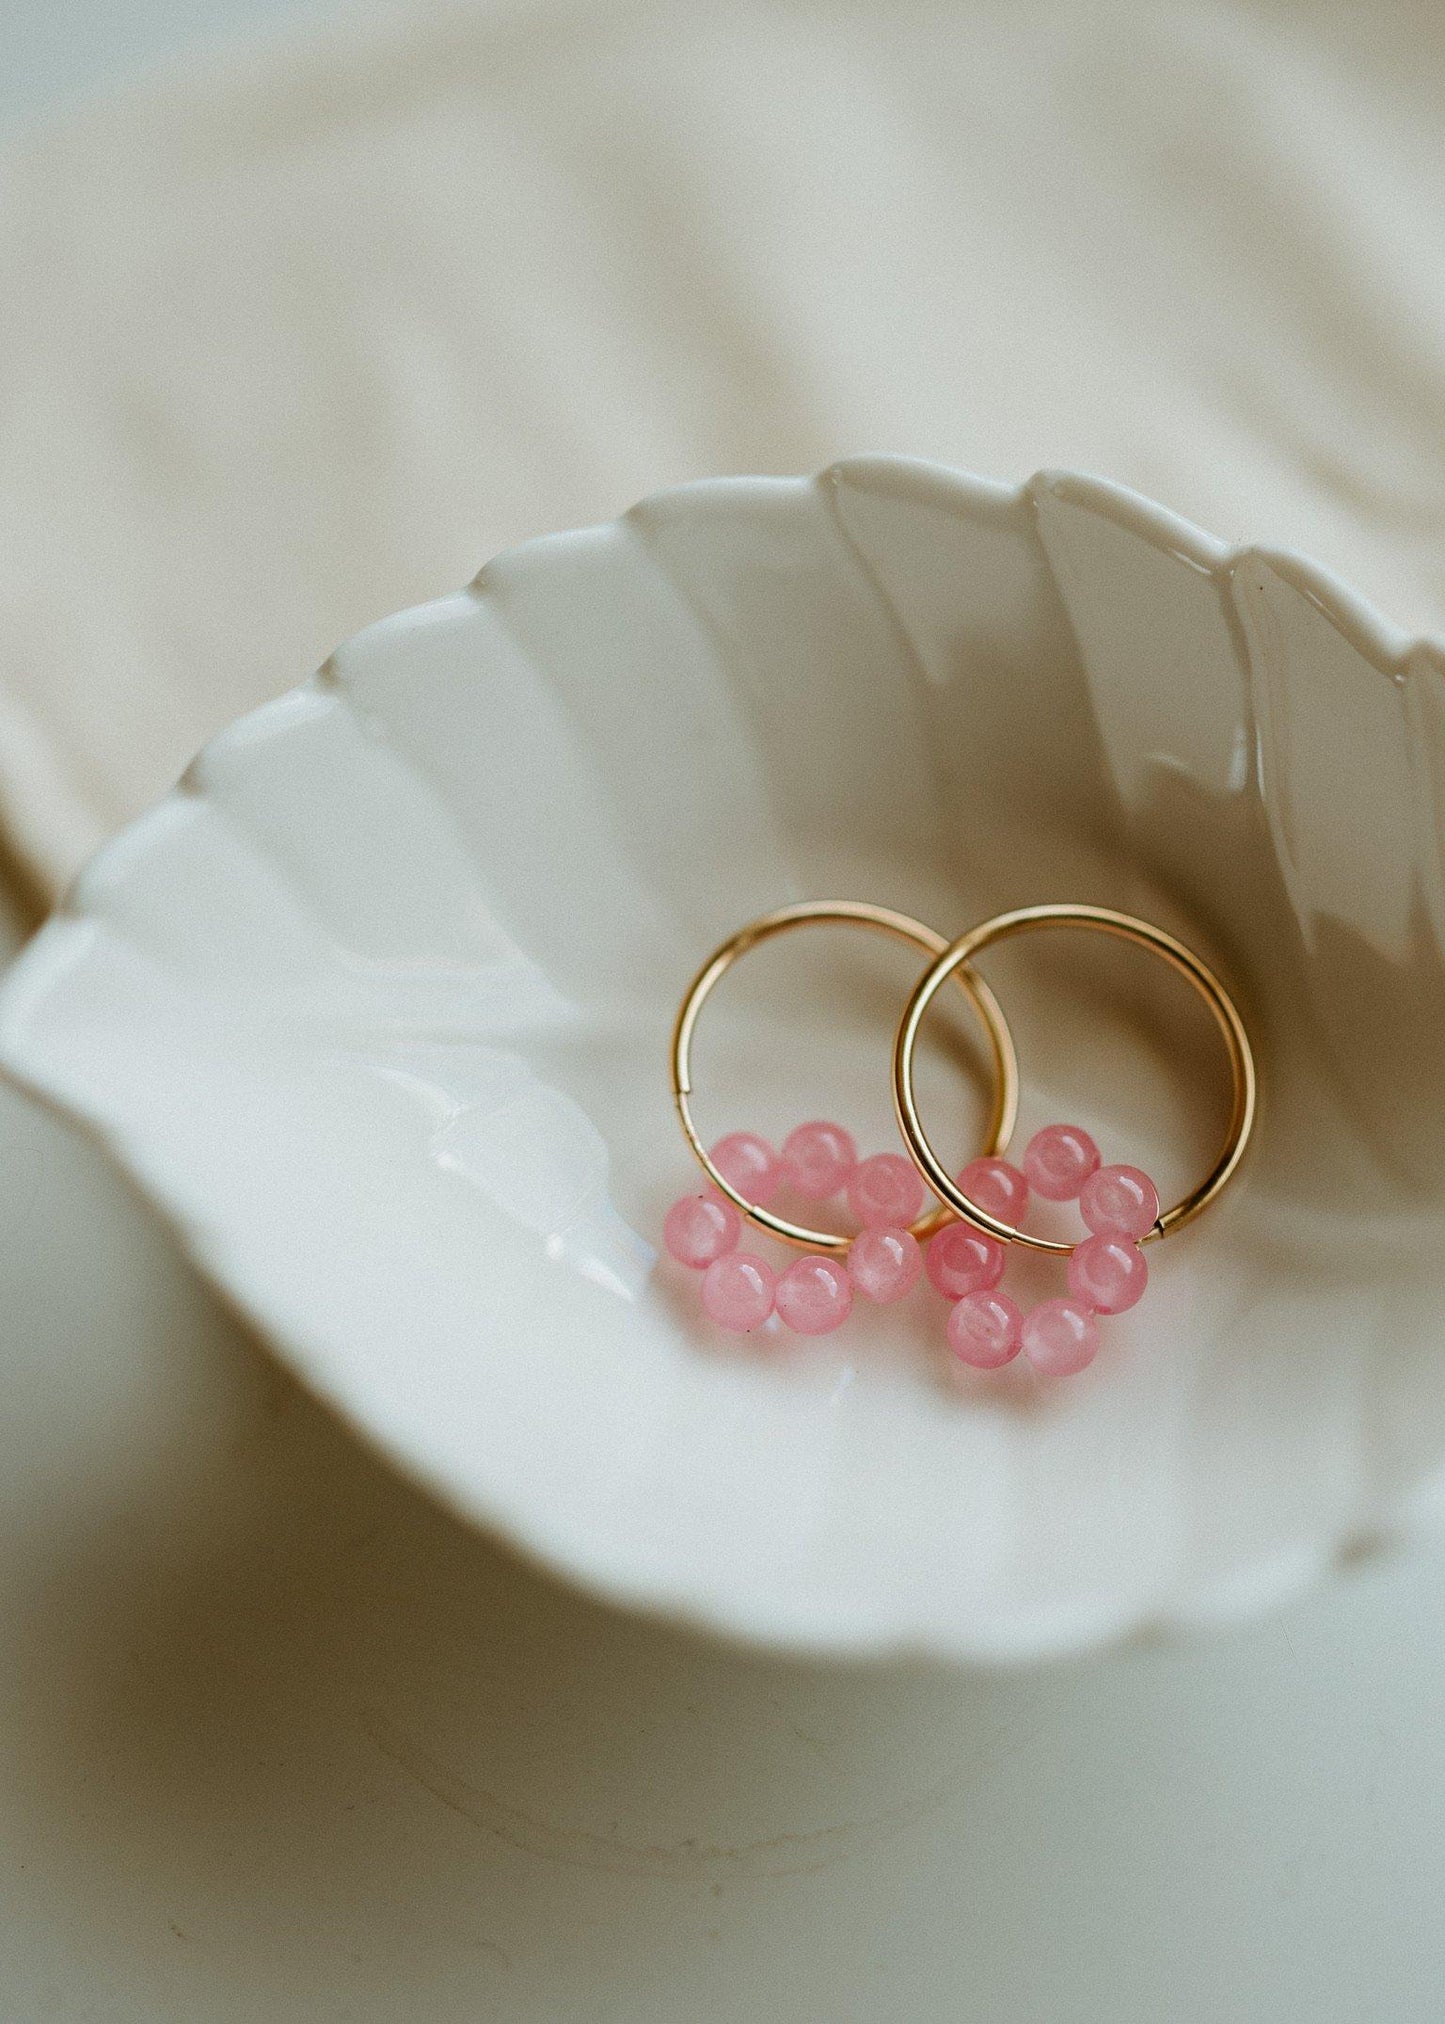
xmin=3 ymin=457 xmax=1444 ymax=1662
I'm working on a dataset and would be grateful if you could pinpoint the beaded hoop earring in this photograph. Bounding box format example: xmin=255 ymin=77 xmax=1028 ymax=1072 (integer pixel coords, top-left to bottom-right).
xmin=665 ymin=901 xmax=1020 ymax=1332
xmin=892 ymin=903 xmax=1257 ymax=1372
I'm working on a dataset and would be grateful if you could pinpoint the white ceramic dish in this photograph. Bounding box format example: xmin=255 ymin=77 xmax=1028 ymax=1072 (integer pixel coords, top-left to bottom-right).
xmin=3 ymin=456 xmax=1445 ymax=1664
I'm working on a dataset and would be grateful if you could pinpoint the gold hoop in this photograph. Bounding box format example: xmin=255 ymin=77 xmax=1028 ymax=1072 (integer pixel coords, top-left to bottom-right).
xmin=892 ymin=904 xmax=1256 ymax=1257
xmin=671 ymin=901 xmax=1020 ymax=1253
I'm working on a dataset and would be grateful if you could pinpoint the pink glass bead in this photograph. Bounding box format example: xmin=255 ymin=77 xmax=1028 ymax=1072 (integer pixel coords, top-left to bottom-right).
xmin=956 ymin=1155 xmax=1029 ymax=1228
xmin=948 ymin=1289 xmax=1024 ymax=1369
xmin=711 ymin=1131 xmax=782 ymax=1207
xmin=1067 ymin=1233 xmax=1148 ymax=1314
xmin=1023 ymin=1123 xmax=1101 ymax=1201
xmin=701 ymin=1252 xmax=776 ymax=1331
xmin=781 ymin=1121 xmax=858 ymax=1201
xmin=1022 ymin=1298 xmax=1100 ymax=1376
xmin=849 ymin=1226 xmax=923 ymax=1304
xmin=925 ymin=1222 xmax=1006 ymax=1300
xmin=774 ymin=1254 xmax=854 ymax=1335
xmin=847 ymin=1152 xmax=925 ymax=1230
xmin=1080 ymin=1162 xmax=1159 ymax=1240
xmin=664 ymin=1192 xmax=741 ymax=1270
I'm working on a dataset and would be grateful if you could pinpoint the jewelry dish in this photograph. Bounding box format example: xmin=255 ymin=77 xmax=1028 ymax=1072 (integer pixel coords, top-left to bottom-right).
xmin=3 ymin=457 xmax=1444 ymax=1663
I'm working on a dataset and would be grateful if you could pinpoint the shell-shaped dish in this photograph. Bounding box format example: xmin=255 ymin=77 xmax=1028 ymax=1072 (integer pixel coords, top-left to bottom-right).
xmin=4 ymin=458 xmax=1445 ymax=1663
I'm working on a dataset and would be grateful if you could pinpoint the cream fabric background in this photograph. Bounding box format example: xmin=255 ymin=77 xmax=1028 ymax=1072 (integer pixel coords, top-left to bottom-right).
xmin=2 ymin=0 xmax=1444 ymax=892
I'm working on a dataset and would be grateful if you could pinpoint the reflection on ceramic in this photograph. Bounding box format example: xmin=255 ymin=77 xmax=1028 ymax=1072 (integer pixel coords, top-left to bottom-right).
xmin=3 ymin=458 xmax=1445 ymax=1663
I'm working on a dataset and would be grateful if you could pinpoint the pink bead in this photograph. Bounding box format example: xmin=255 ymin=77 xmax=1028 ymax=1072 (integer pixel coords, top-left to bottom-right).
xmin=711 ymin=1131 xmax=782 ymax=1207
xmin=774 ymin=1254 xmax=854 ymax=1335
xmin=1023 ymin=1123 xmax=1101 ymax=1201
xmin=1021 ymin=1299 xmax=1100 ymax=1376
xmin=947 ymin=1290 xmax=1024 ymax=1369
xmin=664 ymin=1192 xmax=741 ymax=1270
xmin=1067 ymin=1233 xmax=1148 ymax=1314
xmin=1080 ymin=1163 xmax=1159 ymax=1240
xmin=849 ymin=1226 xmax=923 ymax=1303
xmin=701 ymin=1251 xmax=776 ymax=1331
xmin=781 ymin=1121 xmax=858 ymax=1201
xmin=847 ymin=1152 xmax=925 ymax=1230
xmin=956 ymin=1156 xmax=1030 ymax=1228
xmin=925 ymin=1221 xmax=1006 ymax=1300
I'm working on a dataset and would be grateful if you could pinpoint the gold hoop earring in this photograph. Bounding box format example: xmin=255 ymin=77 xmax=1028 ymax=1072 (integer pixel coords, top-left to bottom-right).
xmin=672 ymin=900 xmax=1020 ymax=1254
xmin=892 ymin=902 xmax=1256 ymax=1258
